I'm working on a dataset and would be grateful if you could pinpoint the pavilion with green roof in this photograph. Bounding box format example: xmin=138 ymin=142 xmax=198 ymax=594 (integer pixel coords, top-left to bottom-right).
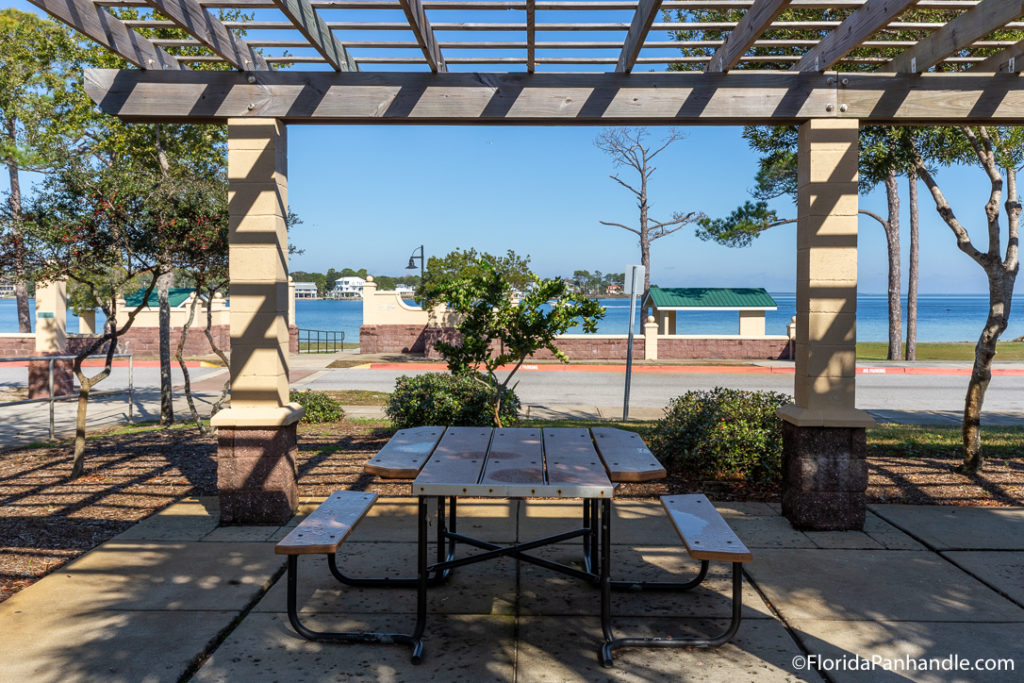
xmin=642 ymin=287 xmax=778 ymax=337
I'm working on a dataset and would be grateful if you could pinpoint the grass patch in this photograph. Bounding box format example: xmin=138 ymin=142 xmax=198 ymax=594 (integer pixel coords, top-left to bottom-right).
xmin=326 ymin=390 xmax=391 ymax=406
xmin=857 ymin=341 xmax=1024 ymax=361
xmin=867 ymin=423 xmax=1024 ymax=459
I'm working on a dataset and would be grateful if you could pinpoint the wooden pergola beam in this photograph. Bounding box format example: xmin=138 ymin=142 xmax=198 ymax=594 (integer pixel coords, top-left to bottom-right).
xmin=970 ymin=37 xmax=1024 ymax=73
xmin=526 ymin=0 xmax=536 ymax=73
xmin=885 ymin=0 xmax=1024 ymax=73
xmin=706 ymin=0 xmax=791 ymax=73
xmin=274 ymin=0 xmax=358 ymax=71
xmin=29 ymin=0 xmax=182 ymax=70
xmin=144 ymin=0 xmax=268 ymax=70
xmin=398 ymin=0 xmax=447 ymax=72
xmin=84 ymin=69 xmax=1024 ymax=125
xmin=615 ymin=0 xmax=663 ymax=73
xmin=791 ymin=0 xmax=915 ymax=72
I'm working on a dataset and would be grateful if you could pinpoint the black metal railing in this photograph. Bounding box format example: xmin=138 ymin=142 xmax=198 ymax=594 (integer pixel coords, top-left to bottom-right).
xmin=297 ymin=329 xmax=345 ymax=354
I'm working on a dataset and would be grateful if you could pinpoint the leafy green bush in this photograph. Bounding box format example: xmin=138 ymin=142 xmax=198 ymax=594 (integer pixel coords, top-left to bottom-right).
xmin=386 ymin=373 xmax=520 ymax=429
xmin=645 ymin=388 xmax=791 ymax=486
xmin=289 ymin=389 xmax=344 ymax=423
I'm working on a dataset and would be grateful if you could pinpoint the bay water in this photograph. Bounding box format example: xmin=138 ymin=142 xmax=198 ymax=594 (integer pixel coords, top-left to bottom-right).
xmin=3 ymin=293 xmax=1022 ymax=344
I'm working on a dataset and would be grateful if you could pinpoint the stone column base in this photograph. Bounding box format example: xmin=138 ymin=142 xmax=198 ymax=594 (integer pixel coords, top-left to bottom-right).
xmin=217 ymin=423 xmax=299 ymax=524
xmin=28 ymin=354 xmax=74 ymax=399
xmin=781 ymin=421 xmax=867 ymax=530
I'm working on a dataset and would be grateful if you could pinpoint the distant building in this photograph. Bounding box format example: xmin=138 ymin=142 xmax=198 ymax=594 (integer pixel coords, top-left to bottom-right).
xmin=294 ymin=282 xmax=318 ymax=299
xmin=394 ymin=284 xmax=415 ymax=296
xmin=333 ymin=276 xmax=366 ymax=298
xmin=0 ymin=281 xmax=15 ymax=298
xmin=605 ymin=283 xmax=623 ymax=295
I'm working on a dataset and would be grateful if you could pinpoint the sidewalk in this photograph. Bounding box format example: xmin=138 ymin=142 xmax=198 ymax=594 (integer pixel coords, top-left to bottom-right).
xmin=2 ymin=497 xmax=1021 ymax=681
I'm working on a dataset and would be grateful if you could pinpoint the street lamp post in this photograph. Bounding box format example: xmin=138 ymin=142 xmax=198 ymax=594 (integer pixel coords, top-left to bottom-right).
xmin=406 ymin=244 xmax=425 ymax=281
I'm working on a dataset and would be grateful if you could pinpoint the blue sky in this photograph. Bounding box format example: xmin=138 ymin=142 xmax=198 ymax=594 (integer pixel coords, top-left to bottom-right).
xmin=6 ymin=0 xmax=1013 ymax=295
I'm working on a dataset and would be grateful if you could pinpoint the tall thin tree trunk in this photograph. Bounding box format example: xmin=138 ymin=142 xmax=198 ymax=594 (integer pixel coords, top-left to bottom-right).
xmin=204 ymin=287 xmax=230 ymax=418
xmin=71 ymin=317 xmax=119 ymax=479
xmin=157 ymin=266 xmax=174 ymax=426
xmin=906 ymin=171 xmax=919 ymax=361
xmin=5 ymin=116 xmax=32 ymax=333
xmin=639 ymin=175 xmax=651 ymax=293
xmin=176 ymin=291 xmax=207 ymax=433
xmin=883 ymin=173 xmax=903 ymax=361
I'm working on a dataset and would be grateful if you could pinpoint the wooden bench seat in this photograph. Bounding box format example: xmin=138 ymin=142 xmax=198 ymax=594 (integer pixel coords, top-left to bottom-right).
xmin=275 ymin=490 xmax=423 ymax=662
xmin=591 ymin=428 xmax=666 ymax=482
xmin=275 ymin=490 xmax=377 ymax=555
xmin=600 ymin=493 xmax=752 ymax=667
xmin=661 ymin=494 xmax=753 ymax=563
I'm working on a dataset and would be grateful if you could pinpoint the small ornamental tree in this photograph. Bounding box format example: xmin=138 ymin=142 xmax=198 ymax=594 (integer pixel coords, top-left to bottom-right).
xmin=421 ymin=253 xmax=604 ymax=427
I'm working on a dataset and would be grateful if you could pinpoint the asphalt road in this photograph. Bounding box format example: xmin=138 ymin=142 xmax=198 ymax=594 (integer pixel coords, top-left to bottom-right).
xmin=303 ymin=367 xmax=1024 ymax=415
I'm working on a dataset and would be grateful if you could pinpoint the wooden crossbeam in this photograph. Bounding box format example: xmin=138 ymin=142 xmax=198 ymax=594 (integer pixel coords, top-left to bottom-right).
xmin=706 ymin=0 xmax=792 ymax=73
xmin=29 ymin=0 xmax=183 ymax=70
xmin=84 ymin=69 xmax=1024 ymax=125
xmin=615 ymin=0 xmax=663 ymax=73
xmin=144 ymin=0 xmax=268 ymax=70
xmin=399 ymin=0 xmax=447 ymax=72
xmin=791 ymin=0 xmax=916 ymax=72
xmin=970 ymin=38 xmax=1024 ymax=73
xmin=527 ymin=0 xmax=536 ymax=73
xmin=274 ymin=0 xmax=358 ymax=71
xmin=885 ymin=0 xmax=1024 ymax=73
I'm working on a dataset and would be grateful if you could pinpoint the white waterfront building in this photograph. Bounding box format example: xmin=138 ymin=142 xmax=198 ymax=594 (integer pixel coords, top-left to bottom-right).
xmin=293 ymin=282 xmax=318 ymax=299
xmin=333 ymin=276 xmax=366 ymax=298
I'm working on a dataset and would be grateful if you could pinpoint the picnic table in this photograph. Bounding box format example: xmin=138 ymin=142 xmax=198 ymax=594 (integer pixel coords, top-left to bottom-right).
xmin=277 ymin=425 xmax=750 ymax=666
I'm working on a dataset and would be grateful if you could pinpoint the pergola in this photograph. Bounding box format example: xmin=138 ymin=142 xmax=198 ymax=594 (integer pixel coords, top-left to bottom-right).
xmin=29 ymin=0 xmax=1024 ymax=529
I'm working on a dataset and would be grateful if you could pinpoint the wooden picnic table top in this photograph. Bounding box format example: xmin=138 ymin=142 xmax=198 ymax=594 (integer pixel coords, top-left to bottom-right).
xmin=363 ymin=426 xmax=665 ymax=499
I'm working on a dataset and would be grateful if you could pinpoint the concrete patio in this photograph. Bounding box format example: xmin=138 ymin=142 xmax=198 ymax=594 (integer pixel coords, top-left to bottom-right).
xmin=2 ymin=497 xmax=1021 ymax=682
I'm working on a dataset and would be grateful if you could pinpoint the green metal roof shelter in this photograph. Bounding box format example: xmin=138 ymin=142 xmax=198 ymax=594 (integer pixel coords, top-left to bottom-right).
xmin=642 ymin=287 xmax=778 ymax=336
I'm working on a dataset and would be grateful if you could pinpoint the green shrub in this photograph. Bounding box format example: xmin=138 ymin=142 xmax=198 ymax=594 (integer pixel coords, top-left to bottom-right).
xmin=290 ymin=389 xmax=344 ymax=423
xmin=645 ymin=387 xmax=791 ymax=486
xmin=386 ymin=373 xmax=520 ymax=429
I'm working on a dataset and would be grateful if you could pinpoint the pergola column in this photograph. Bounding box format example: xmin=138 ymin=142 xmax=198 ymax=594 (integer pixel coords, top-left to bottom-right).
xmin=778 ymin=118 xmax=874 ymax=531
xmin=210 ymin=119 xmax=304 ymax=525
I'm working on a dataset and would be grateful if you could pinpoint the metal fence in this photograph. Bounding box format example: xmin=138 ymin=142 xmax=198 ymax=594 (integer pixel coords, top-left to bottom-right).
xmin=0 ymin=353 xmax=134 ymax=440
xmin=297 ymin=329 xmax=345 ymax=354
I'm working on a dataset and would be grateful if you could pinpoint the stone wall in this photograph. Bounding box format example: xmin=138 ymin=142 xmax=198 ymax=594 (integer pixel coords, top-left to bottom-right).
xmin=0 ymin=333 xmax=35 ymax=357
xmin=115 ymin=325 xmax=230 ymax=358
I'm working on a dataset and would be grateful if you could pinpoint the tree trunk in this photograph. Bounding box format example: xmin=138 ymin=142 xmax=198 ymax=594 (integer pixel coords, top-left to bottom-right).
xmin=883 ymin=173 xmax=902 ymax=361
xmin=639 ymin=174 xmax=651 ymax=293
xmin=157 ymin=265 xmax=174 ymax=426
xmin=71 ymin=320 xmax=120 ymax=479
xmin=203 ymin=287 xmax=230 ymax=418
xmin=961 ymin=271 xmax=1014 ymax=473
xmin=906 ymin=171 xmax=919 ymax=361
xmin=5 ymin=116 xmax=32 ymax=333
xmin=177 ymin=291 xmax=207 ymax=433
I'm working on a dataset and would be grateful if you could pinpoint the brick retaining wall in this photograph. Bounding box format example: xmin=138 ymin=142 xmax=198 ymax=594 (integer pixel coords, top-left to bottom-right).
xmin=360 ymin=324 xmax=791 ymax=360
xmin=0 ymin=326 xmax=230 ymax=359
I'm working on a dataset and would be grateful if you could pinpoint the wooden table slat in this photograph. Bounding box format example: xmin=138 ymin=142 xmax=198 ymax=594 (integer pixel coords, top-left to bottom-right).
xmin=591 ymin=427 xmax=667 ymax=482
xmin=480 ymin=428 xmax=545 ymax=486
xmin=363 ymin=426 xmax=447 ymax=478
xmin=413 ymin=426 xmax=492 ymax=494
xmin=542 ymin=428 xmax=613 ymax=489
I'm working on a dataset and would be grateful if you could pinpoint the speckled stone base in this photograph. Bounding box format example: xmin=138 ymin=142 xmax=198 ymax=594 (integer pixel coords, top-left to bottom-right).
xmin=781 ymin=422 xmax=867 ymax=531
xmin=216 ymin=423 xmax=299 ymax=525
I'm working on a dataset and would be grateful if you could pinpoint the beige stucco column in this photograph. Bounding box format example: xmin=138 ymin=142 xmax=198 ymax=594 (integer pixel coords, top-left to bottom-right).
xmin=210 ymin=119 xmax=304 ymax=524
xmin=778 ymin=118 xmax=873 ymax=531
xmin=29 ymin=279 xmax=72 ymax=398
xmin=643 ymin=316 xmax=659 ymax=361
xmin=738 ymin=310 xmax=765 ymax=337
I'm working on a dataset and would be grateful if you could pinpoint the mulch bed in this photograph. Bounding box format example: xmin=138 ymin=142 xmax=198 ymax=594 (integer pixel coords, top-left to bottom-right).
xmin=2 ymin=419 xmax=1022 ymax=603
